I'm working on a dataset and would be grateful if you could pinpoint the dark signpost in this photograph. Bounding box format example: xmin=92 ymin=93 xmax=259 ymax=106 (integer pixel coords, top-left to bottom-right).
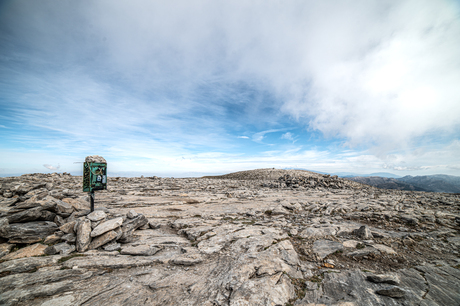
xmin=83 ymin=155 xmax=107 ymax=212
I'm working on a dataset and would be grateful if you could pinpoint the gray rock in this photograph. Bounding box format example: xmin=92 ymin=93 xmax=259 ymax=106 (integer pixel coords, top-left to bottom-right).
xmin=6 ymin=206 xmax=43 ymax=223
xmin=118 ymin=214 xmax=148 ymax=243
xmin=0 ymin=256 xmax=61 ymax=274
xmin=91 ymin=217 xmax=123 ymax=237
xmin=90 ymin=220 xmax=100 ymax=229
xmin=373 ymin=244 xmax=396 ymax=255
xmin=127 ymin=210 xmax=138 ymax=219
xmin=0 ymin=217 xmax=9 ymax=237
xmin=44 ymin=242 xmax=75 ymax=255
xmin=366 ymin=274 xmax=399 ymax=285
xmin=120 ymin=245 xmax=160 ymax=256
xmin=353 ymin=225 xmax=373 ymax=239
xmin=400 ymin=215 xmax=418 ymax=225
xmin=55 ymin=200 xmax=74 ymax=217
xmin=76 ymin=219 xmax=92 ymax=252
xmin=148 ymin=221 xmax=161 ymax=229
xmin=347 ymin=247 xmax=380 ymax=258
xmin=59 ymin=220 xmax=77 ymax=234
xmin=170 ymin=253 xmax=203 ymax=266
xmin=60 ymin=232 xmax=76 ymax=243
xmin=85 ymin=155 xmax=107 ymax=163
xmin=4 ymin=221 xmax=58 ymax=244
xmin=103 ymin=241 xmax=121 ymax=251
xmin=313 ymin=239 xmax=344 ymax=259
xmin=39 ymin=209 xmax=56 ymax=221
xmin=0 ymin=243 xmax=15 ymax=258
xmin=0 ymin=197 xmax=19 ymax=206
xmin=89 ymin=230 xmax=118 ymax=249
xmin=86 ymin=210 xmax=106 ymax=222
xmin=375 ymin=286 xmax=406 ymax=298
xmin=43 ymin=234 xmax=62 ymax=245
xmin=0 ymin=269 xmax=89 ymax=305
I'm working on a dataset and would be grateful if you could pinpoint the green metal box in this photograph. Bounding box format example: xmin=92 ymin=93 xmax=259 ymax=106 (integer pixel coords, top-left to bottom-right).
xmin=83 ymin=162 xmax=107 ymax=192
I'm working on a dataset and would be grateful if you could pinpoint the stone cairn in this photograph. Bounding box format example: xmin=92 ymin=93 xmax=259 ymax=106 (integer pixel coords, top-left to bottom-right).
xmin=0 ymin=175 xmax=147 ymax=257
xmin=276 ymin=174 xmax=346 ymax=189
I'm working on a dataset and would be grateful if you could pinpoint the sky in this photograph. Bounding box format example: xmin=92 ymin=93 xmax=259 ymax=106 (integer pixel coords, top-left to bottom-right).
xmin=1 ymin=0 xmax=460 ymax=177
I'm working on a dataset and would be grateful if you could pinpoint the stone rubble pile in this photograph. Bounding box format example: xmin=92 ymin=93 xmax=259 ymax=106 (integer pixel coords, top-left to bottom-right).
xmin=0 ymin=173 xmax=148 ymax=258
xmin=277 ymin=173 xmax=348 ymax=189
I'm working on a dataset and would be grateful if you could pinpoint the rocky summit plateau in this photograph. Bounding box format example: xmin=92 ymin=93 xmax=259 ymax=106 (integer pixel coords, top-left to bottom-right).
xmin=0 ymin=168 xmax=459 ymax=306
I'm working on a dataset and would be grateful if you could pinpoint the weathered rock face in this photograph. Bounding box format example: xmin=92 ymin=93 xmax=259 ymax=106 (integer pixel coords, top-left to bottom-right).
xmin=0 ymin=169 xmax=459 ymax=306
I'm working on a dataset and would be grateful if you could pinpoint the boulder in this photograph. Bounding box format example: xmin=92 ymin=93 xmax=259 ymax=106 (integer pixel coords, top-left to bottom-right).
xmin=4 ymin=221 xmax=58 ymax=244
xmin=76 ymin=220 xmax=92 ymax=252
xmin=91 ymin=217 xmax=123 ymax=237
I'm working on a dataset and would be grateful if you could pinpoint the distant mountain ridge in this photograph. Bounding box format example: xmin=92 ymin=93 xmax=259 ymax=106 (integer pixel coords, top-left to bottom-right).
xmin=346 ymin=174 xmax=460 ymax=193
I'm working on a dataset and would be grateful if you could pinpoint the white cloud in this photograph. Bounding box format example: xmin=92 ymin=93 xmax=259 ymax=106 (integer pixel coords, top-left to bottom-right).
xmin=281 ymin=132 xmax=294 ymax=141
xmin=237 ymin=136 xmax=249 ymax=139
xmin=43 ymin=164 xmax=60 ymax=171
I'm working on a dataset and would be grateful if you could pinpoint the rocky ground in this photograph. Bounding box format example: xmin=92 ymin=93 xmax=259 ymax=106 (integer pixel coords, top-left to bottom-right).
xmin=0 ymin=168 xmax=459 ymax=306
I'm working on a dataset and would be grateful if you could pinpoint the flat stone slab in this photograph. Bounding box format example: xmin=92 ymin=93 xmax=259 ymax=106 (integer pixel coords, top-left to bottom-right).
xmin=2 ymin=243 xmax=47 ymax=260
xmin=313 ymin=239 xmax=344 ymax=259
xmin=91 ymin=217 xmax=123 ymax=237
xmin=373 ymin=244 xmax=396 ymax=255
xmin=342 ymin=240 xmax=359 ymax=248
xmin=300 ymin=226 xmax=337 ymax=238
xmin=170 ymin=253 xmax=203 ymax=266
xmin=62 ymin=255 xmax=165 ymax=269
xmin=120 ymin=245 xmax=161 ymax=256
xmin=87 ymin=210 xmax=106 ymax=222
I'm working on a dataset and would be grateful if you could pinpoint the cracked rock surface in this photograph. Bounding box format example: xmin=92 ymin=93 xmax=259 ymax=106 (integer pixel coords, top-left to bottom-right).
xmin=0 ymin=168 xmax=459 ymax=305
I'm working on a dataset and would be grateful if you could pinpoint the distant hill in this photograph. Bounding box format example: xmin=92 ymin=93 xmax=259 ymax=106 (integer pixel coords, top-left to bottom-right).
xmin=283 ymin=168 xmax=401 ymax=178
xmin=397 ymin=175 xmax=460 ymax=193
xmin=338 ymin=172 xmax=401 ymax=178
xmin=347 ymin=174 xmax=460 ymax=193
